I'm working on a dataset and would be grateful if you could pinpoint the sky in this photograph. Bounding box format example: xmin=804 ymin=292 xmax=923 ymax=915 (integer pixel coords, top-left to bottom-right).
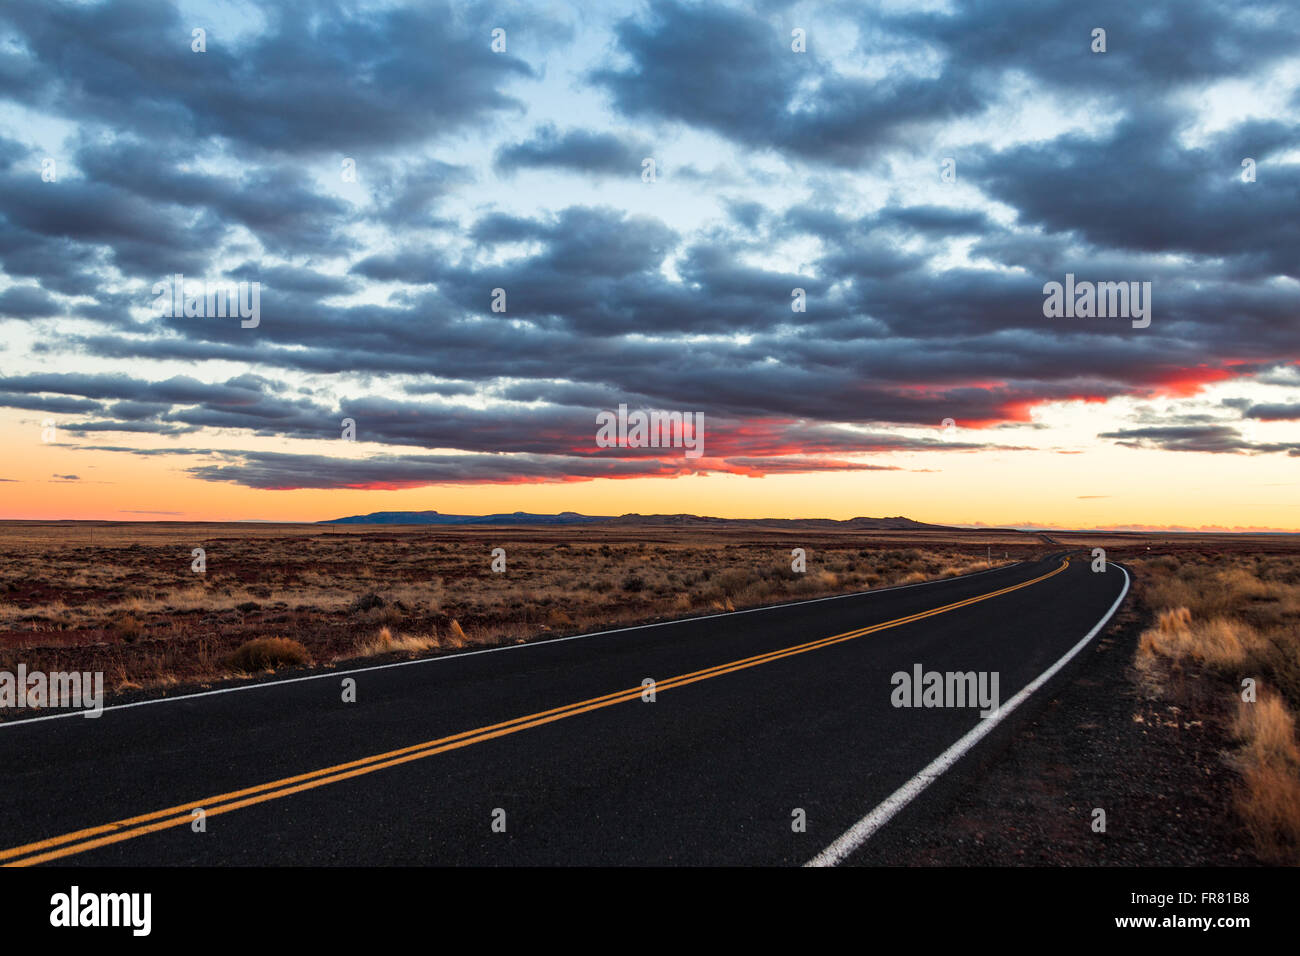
xmin=0 ymin=0 xmax=1297 ymax=529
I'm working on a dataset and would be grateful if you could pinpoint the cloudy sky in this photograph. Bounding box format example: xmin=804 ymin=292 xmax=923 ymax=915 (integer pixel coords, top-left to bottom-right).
xmin=0 ymin=0 xmax=1297 ymax=528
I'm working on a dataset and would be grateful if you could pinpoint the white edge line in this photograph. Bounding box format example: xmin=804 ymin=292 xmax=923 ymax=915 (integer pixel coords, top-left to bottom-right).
xmin=805 ymin=561 xmax=1131 ymax=867
xmin=0 ymin=559 xmax=1036 ymax=730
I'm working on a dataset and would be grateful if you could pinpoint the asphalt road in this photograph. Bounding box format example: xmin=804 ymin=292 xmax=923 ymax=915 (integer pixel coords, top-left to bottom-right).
xmin=0 ymin=551 xmax=1129 ymax=866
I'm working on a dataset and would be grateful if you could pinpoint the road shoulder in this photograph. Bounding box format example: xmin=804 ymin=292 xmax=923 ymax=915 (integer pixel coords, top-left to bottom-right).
xmin=856 ymin=596 xmax=1258 ymax=865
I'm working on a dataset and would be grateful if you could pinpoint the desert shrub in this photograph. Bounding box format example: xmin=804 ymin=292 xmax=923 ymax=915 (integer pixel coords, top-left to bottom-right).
xmin=112 ymin=614 xmax=145 ymax=643
xmin=224 ymin=637 xmax=310 ymax=671
xmin=355 ymin=626 xmax=438 ymax=657
xmin=1234 ymin=692 xmax=1300 ymax=770
xmin=349 ymin=592 xmax=385 ymax=613
xmin=712 ymin=568 xmax=754 ymax=594
xmin=1139 ymin=607 xmax=1271 ymax=676
xmin=1234 ymin=762 xmax=1300 ymax=863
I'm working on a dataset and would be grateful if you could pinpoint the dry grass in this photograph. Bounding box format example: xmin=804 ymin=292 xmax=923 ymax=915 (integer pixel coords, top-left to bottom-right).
xmin=354 ymin=626 xmax=440 ymax=657
xmin=111 ymin=613 xmax=146 ymax=643
xmin=1230 ymin=689 xmax=1300 ymax=863
xmin=223 ymin=637 xmax=311 ymax=672
xmin=0 ymin=522 xmax=1038 ymax=703
xmin=1234 ymin=762 xmax=1300 ymax=863
xmin=1138 ymin=611 xmax=1268 ymax=675
xmin=445 ymin=619 xmax=468 ymax=649
xmin=1134 ymin=551 xmax=1300 ymax=862
xmin=1233 ymin=691 xmax=1300 ymax=771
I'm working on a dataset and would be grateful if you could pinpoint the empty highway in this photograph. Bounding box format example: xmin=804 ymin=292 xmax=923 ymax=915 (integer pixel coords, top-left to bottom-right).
xmin=0 ymin=551 xmax=1129 ymax=866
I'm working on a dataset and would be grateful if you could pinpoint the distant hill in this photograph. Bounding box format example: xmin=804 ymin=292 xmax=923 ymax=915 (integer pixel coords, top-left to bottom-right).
xmin=321 ymin=510 xmax=609 ymax=526
xmin=320 ymin=510 xmax=956 ymax=530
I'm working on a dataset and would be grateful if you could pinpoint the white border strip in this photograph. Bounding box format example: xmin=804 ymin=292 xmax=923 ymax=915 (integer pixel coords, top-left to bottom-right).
xmin=805 ymin=562 xmax=1130 ymax=867
xmin=0 ymin=560 xmax=1029 ymax=730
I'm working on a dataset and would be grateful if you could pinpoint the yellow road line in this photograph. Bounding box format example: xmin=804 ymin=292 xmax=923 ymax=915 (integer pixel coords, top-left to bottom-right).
xmin=2 ymin=558 xmax=1069 ymax=866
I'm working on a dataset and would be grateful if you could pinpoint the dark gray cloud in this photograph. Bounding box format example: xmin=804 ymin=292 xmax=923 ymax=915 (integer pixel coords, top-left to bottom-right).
xmin=185 ymin=447 xmax=910 ymax=490
xmin=0 ymin=0 xmax=538 ymax=155
xmin=1097 ymin=425 xmax=1300 ymax=455
xmin=227 ymin=263 xmax=353 ymax=297
xmin=0 ymin=135 xmax=30 ymax=163
xmin=0 ymin=391 xmax=101 ymax=414
xmin=73 ymin=137 xmax=354 ymax=256
xmin=495 ymin=125 xmax=652 ymax=176
xmin=0 ymin=165 xmax=225 ymax=275
xmin=1244 ymin=403 xmax=1300 ymax=421
xmin=723 ymin=199 xmax=766 ymax=231
xmin=0 ymin=284 xmax=61 ymax=319
xmin=590 ymin=0 xmax=980 ymax=166
xmin=364 ymin=157 xmax=474 ymax=228
xmin=967 ymin=110 xmax=1300 ymax=280
xmin=0 ymin=230 xmax=108 ymax=297
xmin=887 ymin=0 xmax=1300 ymax=97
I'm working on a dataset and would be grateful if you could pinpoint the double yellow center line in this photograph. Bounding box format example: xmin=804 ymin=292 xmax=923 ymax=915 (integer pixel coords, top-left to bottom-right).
xmin=2 ymin=558 xmax=1068 ymax=866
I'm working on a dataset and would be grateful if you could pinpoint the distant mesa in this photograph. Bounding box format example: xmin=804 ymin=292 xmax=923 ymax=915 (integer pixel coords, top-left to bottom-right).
xmin=321 ymin=510 xmax=609 ymax=526
xmin=320 ymin=511 xmax=956 ymax=530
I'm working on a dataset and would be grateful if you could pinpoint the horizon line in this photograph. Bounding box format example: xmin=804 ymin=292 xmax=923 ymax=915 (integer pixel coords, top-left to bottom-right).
xmin=1 ymin=514 xmax=1298 ymax=535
